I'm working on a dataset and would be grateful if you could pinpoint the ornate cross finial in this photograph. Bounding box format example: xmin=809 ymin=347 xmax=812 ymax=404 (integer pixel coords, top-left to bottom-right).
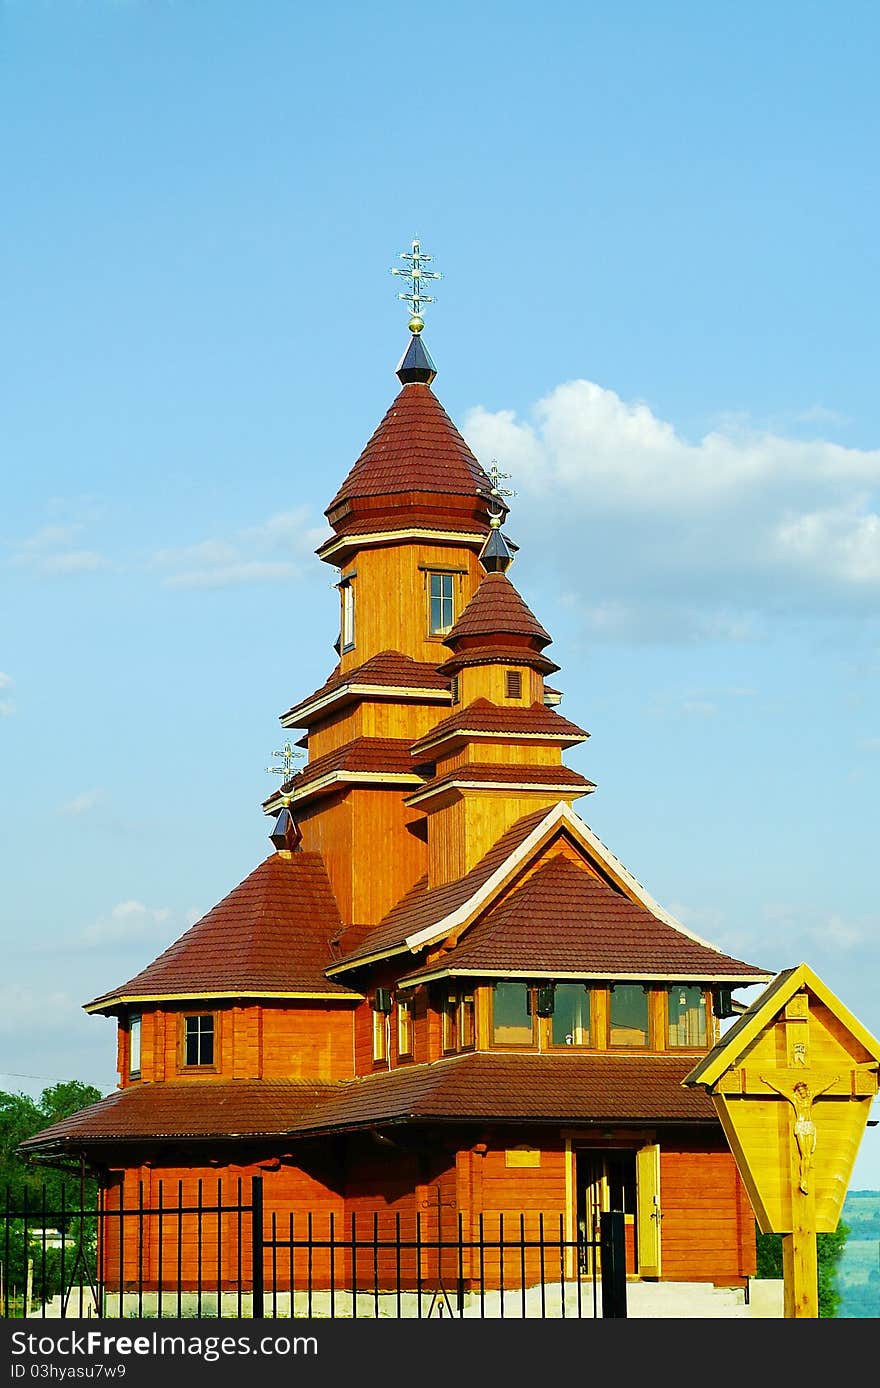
xmin=391 ymin=237 xmax=441 ymax=334
xmin=478 ymin=461 xmax=516 ymax=526
xmin=266 ymin=741 xmax=303 ymax=784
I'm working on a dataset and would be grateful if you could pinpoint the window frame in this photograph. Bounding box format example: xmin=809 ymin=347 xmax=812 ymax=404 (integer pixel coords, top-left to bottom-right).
xmin=427 ymin=570 xmax=456 ymax=637
xmin=372 ymin=1006 xmax=389 ymax=1065
xmin=547 ymin=982 xmax=593 ymax=1049
xmin=490 ymin=980 xmax=537 ymax=1049
xmin=458 ymin=991 xmax=476 ymax=1051
xmin=666 ymin=984 xmax=708 ymax=1049
xmin=340 ymin=575 xmax=356 ymax=653
xmin=608 ymin=983 xmax=650 ymax=1049
xmin=397 ymin=995 xmax=413 ymax=1060
xmin=441 ymin=988 xmax=458 ymax=1054
xmin=181 ymin=1012 xmax=216 ymax=1070
xmin=128 ymin=1014 xmax=142 ymax=1079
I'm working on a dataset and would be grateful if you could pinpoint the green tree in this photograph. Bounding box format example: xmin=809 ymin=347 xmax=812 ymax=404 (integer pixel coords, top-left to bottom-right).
xmin=756 ymin=1222 xmax=849 ymax=1317
xmin=1 ymin=1081 xmax=104 ymax=1311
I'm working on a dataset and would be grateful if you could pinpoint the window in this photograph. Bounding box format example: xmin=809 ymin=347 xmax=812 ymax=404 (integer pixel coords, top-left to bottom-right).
xmin=609 ymin=985 xmax=649 ymax=1047
xmin=505 ymin=669 xmax=523 ymax=699
xmin=372 ymin=1006 xmax=388 ymax=1063
xmin=459 ymin=992 xmax=475 ymax=1049
xmin=340 ymin=577 xmax=356 ymax=651
xmin=450 ymin=675 xmax=460 ymax=705
xmin=441 ymin=990 xmax=458 ymax=1052
xmin=397 ymin=996 xmax=413 ymax=1058
xmin=183 ymin=1014 xmax=214 ymax=1067
xmin=428 ymin=572 xmax=455 ymax=635
xmin=129 ymin=1015 xmax=142 ymax=1078
xmin=550 ymin=984 xmax=591 ymax=1047
xmin=491 ymin=981 xmax=534 ymax=1046
xmin=668 ymin=985 xmax=707 ymax=1048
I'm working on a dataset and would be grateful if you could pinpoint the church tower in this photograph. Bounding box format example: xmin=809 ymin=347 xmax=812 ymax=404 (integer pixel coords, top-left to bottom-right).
xmin=263 ymin=240 xmax=593 ymax=918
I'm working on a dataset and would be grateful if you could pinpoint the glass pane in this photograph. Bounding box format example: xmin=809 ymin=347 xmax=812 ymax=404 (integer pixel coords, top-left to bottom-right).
xmin=551 ymin=984 xmax=591 ymax=1046
xmin=459 ymin=994 xmax=475 ymax=1048
xmin=129 ymin=1016 xmax=141 ymax=1075
xmin=609 ymin=985 xmax=649 ymax=1047
xmin=492 ymin=982 xmax=533 ymax=1045
xmin=429 ymin=573 xmax=454 ymax=633
xmin=667 ymin=986 xmax=707 ymax=1047
xmin=397 ymin=1000 xmax=412 ymax=1056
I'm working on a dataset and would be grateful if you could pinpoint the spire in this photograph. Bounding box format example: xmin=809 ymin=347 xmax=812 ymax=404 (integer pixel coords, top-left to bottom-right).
xmin=396 ymin=333 xmax=437 ymax=386
xmin=477 ymin=462 xmax=516 ymax=572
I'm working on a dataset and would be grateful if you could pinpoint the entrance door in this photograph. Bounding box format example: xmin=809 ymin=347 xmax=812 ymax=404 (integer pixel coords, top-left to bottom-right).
xmin=635 ymin=1143 xmax=662 ymax=1278
xmin=576 ymin=1149 xmax=637 ymax=1275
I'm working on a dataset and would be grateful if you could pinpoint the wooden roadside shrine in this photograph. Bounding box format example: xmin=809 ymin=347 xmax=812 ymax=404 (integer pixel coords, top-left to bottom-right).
xmin=683 ymin=962 xmax=880 ymax=1317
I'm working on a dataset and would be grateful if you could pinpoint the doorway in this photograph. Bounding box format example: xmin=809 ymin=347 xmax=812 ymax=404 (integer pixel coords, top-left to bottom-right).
xmin=576 ymin=1149 xmax=637 ymax=1275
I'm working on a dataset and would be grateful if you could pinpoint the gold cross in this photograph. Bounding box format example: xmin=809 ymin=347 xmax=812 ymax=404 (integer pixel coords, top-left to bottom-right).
xmin=391 ymin=237 xmax=442 ymax=333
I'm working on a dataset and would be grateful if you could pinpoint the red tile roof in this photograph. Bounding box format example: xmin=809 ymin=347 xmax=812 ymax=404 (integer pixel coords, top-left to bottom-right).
xmin=329 ymin=809 xmax=555 ymax=969
xmin=274 ymin=737 xmax=423 ymax=801
xmin=281 ymin=651 xmax=449 ymax=727
xmin=436 ymin=645 xmax=561 ymax=677
xmin=20 ymin=1055 xmax=717 ymax=1153
xmin=444 ymin=571 xmax=552 ymax=649
xmin=324 ymin=384 xmax=498 ymax=532
xmin=410 ymin=699 xmax=588 ymax=755
xmin=407 ymin=762 xmax=595 ymax=801
xmin=87 ymin=853 xmax=357 ymax=1012
xmin=402 ymin=853 xmax=768 ymax=981
xmin=18 ymin=1081 xmax=339 ymax=1150
xmin=293 ymin=1053 xmax=718 ymax=1129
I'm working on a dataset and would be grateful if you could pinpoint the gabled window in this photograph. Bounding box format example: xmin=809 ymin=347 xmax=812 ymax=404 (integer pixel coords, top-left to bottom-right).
xmin=128 ymin=1014 xmax=142 ymax=1078
xmin=428 ymin=571 xmax=455 ymax=636
xmin=183 ymin=1014 xmax=214 ymax=1067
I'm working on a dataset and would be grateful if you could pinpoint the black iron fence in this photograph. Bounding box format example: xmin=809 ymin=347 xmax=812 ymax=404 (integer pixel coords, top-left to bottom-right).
xmin=2 ymin=1179 xmax=626 ymax=1320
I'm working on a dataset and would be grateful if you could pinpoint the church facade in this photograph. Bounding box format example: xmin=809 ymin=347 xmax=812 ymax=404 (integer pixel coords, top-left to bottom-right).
xmin=23 ymin=274 xmax=774 ymax=1293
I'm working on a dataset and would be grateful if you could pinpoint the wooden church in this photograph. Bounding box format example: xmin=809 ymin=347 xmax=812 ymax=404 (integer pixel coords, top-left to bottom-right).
xmin=23 ymin=244 xmax=776 ymax=1294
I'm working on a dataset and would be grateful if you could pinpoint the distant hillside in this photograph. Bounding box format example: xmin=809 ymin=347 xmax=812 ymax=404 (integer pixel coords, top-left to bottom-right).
xmin=835 ymin=1190 xmax=880 ymax=1318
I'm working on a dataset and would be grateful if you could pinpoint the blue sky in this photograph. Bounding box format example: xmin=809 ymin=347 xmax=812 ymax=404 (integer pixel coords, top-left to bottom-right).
xmin=2 ymin=2 xmax=879 ymax=1188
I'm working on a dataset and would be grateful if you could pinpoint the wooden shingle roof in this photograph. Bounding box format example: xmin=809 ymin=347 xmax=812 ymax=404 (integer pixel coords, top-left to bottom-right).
xmin=324 ymin=382 xmax=497 ymax=533
xmin=443 ymin=571 xmax=552 ymax=649
xmin=20 ymin=1055 xmax=717 ymax=1154
xmin=86 ymin=852 xmax=358 ymax=1013
xmin=399 ymin=853 xmax=770 ymax=984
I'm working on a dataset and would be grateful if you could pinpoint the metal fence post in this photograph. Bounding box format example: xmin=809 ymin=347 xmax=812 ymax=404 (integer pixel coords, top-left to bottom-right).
xmin=599 ymin=1210 xmax=627 ymax=1318
xmin=251 ymin=1176 xmax=264 ymax=1319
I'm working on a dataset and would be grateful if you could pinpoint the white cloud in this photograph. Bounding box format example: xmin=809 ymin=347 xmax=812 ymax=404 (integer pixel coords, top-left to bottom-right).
xmin=154 ymin=509 xmax=326 ymax=589
xmin=463 ymin=379 xmax=880 ymax=637
xmin=0 ymin=672 xmax=13 ymax=690
xmin=9 ymin=523 xmax=109 ymax=577
xmin=0 ymin=700 xmax=15 ymax=717
xmin=80 ymin=899 xmax=172 ymax=947
xmin=0 ymin=985 xmax=81 ymax=1036
xmin=60 ymin=789 xmax=104 ymax=816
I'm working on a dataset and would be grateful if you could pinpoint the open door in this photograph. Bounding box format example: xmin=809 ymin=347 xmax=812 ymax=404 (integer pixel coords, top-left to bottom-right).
xmin=636 ymin=1143 xmax=661 ymax=1278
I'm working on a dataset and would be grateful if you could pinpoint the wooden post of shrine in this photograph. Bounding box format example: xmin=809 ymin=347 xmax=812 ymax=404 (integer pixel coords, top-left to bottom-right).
xmin=683 ymin=963 xmax=880 ymax=1318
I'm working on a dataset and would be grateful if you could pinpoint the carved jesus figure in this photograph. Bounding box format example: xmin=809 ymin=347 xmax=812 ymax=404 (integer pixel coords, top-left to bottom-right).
xmin=760 ymin=1073 xmax=840 ymax=1194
